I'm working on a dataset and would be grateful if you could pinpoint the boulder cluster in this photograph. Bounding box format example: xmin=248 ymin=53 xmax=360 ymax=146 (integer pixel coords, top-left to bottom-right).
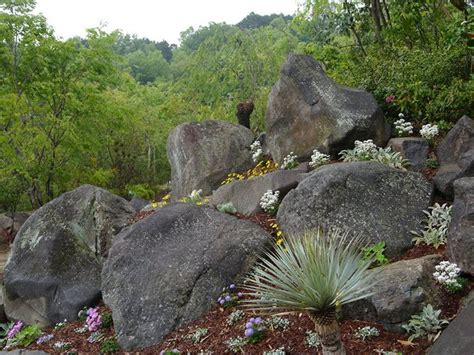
xmin=1 ymin=54 xmax=472 ymax=351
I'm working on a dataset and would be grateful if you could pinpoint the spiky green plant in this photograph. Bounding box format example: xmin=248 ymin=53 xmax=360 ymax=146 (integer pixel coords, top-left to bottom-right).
xmin=242 ymin=229 xmax=376 ymax=355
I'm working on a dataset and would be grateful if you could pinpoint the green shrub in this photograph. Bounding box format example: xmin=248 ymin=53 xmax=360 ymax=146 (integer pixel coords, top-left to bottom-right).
xmin=101 ymin=312 xmax=113 ymax=329
xmin=126 ymin=183 xmax=155 ymax=200
xmin=100 ymin=338 xmax=120 ymax=353
xmin=14 ymin=325 xmax=42 ymax=347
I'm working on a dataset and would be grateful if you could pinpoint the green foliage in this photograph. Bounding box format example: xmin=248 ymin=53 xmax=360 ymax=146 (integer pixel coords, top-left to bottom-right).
xmin=242 ymin=229 xmax=375 ymax=314
xmin=126 ymin=183 xmax=154 ymax=200
xmin=185 ymin=327 xmax=208 ymax=344
xmin=362 ymin=241 xmax=388 ymax=268
xmin=14 ymin=325 xmax=42 ymax=347
xmin=217 ymin=202 xmax=237 ymax=214
xmin=100 ymin=338 xmax=120 ymax=353
xmin=101 ymin=312 xmax=113 ymax=329
xmin=426 ymin=158 xmax=439 ymax=169
xmin=0 ymin=322 xmax=12 ymax=347
xmin=402 ymin=304 xmax=449 ymax=342
xmin=411 ymin=203 xmax=452 ymax=248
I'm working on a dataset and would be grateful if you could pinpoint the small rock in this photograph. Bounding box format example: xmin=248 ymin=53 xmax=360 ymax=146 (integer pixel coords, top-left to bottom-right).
xmin=387 ymin=137 xmax=429 ymax=170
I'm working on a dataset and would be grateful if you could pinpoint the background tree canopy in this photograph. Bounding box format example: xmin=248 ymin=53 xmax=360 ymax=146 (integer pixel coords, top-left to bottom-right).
xmin=0 ymin=0 xmax=472 ymax=212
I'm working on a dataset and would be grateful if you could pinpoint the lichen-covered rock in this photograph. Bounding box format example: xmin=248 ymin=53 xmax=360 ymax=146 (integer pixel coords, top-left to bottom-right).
xmin=433 ymin=115 xmax=474 ymax=198
xmin=102 ymin=203 xmax=272 ymax=350
xmin=277 ymin=162 xmax=433 ymax=257
xmin=387 ymin=137 xmax=429 ymax=170
xmin=210 ymin=169 xmax=305 ymax=215
xmin=266 ymin=54 xmax=389 ymax=162
xmin=3 ymin=185 xmax=134 ymax=326
xmin=342 ymin=255 xmax=442 ymax=332
xmin=448 ymin=177 xmax=474 ymax=274
xmin=167 ymin=120 xmax=254 ymax=198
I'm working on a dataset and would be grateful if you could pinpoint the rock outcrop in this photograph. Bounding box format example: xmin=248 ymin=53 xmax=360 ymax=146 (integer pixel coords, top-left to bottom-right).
xmin=387 ymin=137 xmax=429 ymax=170
xmin=433 ymin=115 xmax=474 ymax=198
xmin=266 ymin=53 xmax=389 ymax=162
xmin=102 ymin=203 xmax=272 ymax=350
xmin=167 ymin=120 xmax=254 ymax=198
xmin=3 ymin=185 xmax=134 ymax=326
xmin=277 ymin=162 xmax=433 ymax=257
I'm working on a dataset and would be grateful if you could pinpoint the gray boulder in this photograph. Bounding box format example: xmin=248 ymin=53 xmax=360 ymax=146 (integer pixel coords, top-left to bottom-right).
xmin=266 ymin=53 xmax=389 ymax=162
xmin=448 ymin=177 xmax=474 ymax=274
xmin=102 ymin=203 xmax=272 ymax=350
xmin=0 ymin=212 xmax=32 ymax=246
xmin=387 ymin=137 xmax=429 ymax=170
xmin=129 ymin=197 xmax=149 ymax=212
xmin=210 ymin=169 xmax=306 ymax=215
xmin=277 ymin=162 xmax=433 ymax=257
xmin=428 ymin=296 xmax=474 ymax=355
xmin=433 ymin=115 xmax=474 ymax=198
xmin=3 ymin=185 xmax=134 ymax=326
xmin=167 ymin=120 xmax=254 ymax=198
xmin=343 ymin=255 xmax=442 ymax=332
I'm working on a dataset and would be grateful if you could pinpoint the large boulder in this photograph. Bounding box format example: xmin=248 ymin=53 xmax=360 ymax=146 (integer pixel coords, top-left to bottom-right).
xmin=448 ymin=177 xmax=474 ymax=274
xmin=210 ymin=169 xmax=306 ymax=215
xmin=102 ymin=203 xmax=272 ymax=350
xmin=266 ymin=53 xmax=389 ymax=162
xmin=387 ymin=137 xmax=429 ymax=170
xmin=167 ymin=120 xmax=254 ymax=198
xmin=3 ymin=185 xmax=134 ymax=326
xmin=433 ymin=115 xmax=474 ymax=198
xmin=277 ymin=162 xmax=433 ymax=258
xmin=343 ymin=255 xmax=442 ymax=332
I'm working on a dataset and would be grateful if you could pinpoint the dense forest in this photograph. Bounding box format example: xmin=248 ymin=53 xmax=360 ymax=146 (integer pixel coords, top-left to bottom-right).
xmin=0 ymin=0 xmax=472 ymax=212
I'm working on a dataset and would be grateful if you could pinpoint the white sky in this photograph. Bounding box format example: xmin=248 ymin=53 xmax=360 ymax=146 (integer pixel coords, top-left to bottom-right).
xmin=34 ymin=0 xmax=300 ymax=44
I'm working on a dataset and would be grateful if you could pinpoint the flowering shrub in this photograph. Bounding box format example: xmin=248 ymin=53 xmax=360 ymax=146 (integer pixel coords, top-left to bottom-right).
xmin=217 ymin=284 xmax=242 ymax=308
xmin=226 ymin=310 xmax=245 ymax=326
xmin=402 ymin=304 xmax=448 ymax=342
xmin=355 ymin=326 xmax=380 ymax=340
xmin=309 ymin=149 xmax=330 ymax=169
xmin=7 ymin=321 xmax=23 ymax=339
xmin=340 ymin=140 xmax=409 ymax=170
xmin=244 ymin=317 xmax=265 ymax=343
xmin=260 ymin=190 xmax=280 ymax=215
xmin=420 ymin=124 xmax=439 ymax=140
xmin=393 ymin=114 xmax=413 ymax=137
xmin=250 ymin=141 xmax=264 ymax=163
xmin=433 ymin=261 xmax=466 ymax=293
xmin=411 ymin=203 xmax=452 ymax=248
xmin=151 ymin=194 xmax=171 ymax=209
xmin=86 ymin=307 xmax=102 ymax=332
xmin=280 ymin=152 xmax=298 ymax=170
xmin=221 ymin=160 xmax=278 ymax=185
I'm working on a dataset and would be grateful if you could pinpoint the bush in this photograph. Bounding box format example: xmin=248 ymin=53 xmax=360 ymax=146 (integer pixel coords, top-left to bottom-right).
xmin=100 ymin=338 xmax=120 ymax=353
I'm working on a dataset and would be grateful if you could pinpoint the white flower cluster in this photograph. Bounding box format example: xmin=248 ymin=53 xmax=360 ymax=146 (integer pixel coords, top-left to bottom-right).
xmin=433 ymin=261 xmax=461 ymax=288
xmin=309 ymin=149 xmax=330 ymax=169
xmin=280 ymin=152 xmax=298 ymax=170
xmin=260 ymin=190 xmax=280 ymax=214
xmin=189 ymin=189 xmax=202 ymax=200
xmin=394 ymin=114 xmax=413 ymax=136
xmin=250 ymin=140 xmax=263 ymax=163
xmin=420 ymin=123 xmax=439 ymax=140
xmin=354 ymin=139 xmax=377 ymax=155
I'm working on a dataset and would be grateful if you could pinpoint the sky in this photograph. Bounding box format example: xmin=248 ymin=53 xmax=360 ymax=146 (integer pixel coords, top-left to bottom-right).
xmin=34 ymin=0 xmax=300 ymax=44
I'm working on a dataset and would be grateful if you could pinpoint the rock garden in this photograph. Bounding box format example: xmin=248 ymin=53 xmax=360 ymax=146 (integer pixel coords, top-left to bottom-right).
xmin=0 ymin=54 xmax=472 ymax=354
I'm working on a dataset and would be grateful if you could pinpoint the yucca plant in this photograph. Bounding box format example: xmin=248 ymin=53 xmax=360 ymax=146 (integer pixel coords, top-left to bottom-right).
xmin=241 ymin=229 xmax=376 ymax=355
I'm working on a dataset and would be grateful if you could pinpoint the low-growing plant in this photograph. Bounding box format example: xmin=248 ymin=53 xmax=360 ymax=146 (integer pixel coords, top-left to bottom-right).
xmin=87 ymin=331 xmax=104 ymax=343
xmin=78 ymin=306 xmax=88 ymax=322
xmin=0 ymin=322 xmax=12 ymax=347
xmin=185 ymin=327 xmax=208 ymax=344
xmin=217 ymin=284 xmax=243 ymax=308
xmin=433 ymin=261 xmax=467 ymax=293
xmin=305 ymin=330 xmax=321 ymax=348
xmin=86 ymin=307 xmax=102 ymax=332
xmin=36 ymin=334 xmax=53 ymax=345
xmin=53 ymin=341 xmax=72 ymax=350
xmin=280 ymin=152 xmax=298 ymax=170
xmin=217 ymin=202 xmax=237 ymax=214
xmin=373 ymin=147 xmax=410 ymax=170
xmin=14 ymin=325 xmax=42 ymax=347
xmin=309 ymin=149 xmax=330 ymax=169
xmin=263 ymin=346 xmax=286 ymax=355
xmin=244 ymin=317 xmax=265 ymax=344
xmin=100 ymin=338 xmax=120 ymax=353
xmin=226 ymin=310 xmax=245 ymax=326
xmin=264 ymin=315 xmax=290 ymax=331
xmin=53 ymin=319 xmax=67 ymax=331
xmin=101 ymin=312 xmax=113 ymax=329
xmin=74 ymin=326 xmax=87 ymax=334
xmin=393 ymin=114 xmax=413 ymax=137
xmin=411 ymin=203 xmax=452 ymax=248
xmin=355 ymin=326 xmax=380 ymax=340
xmin=339 ymin=140 xmax=409 ymax=169
xmin=420 ymin=124 xmax=439 ymax=140
xmin=179 ymin=189 xmax=208 ymax=205
xmin=250 ymin=140 xmax=264 ymax=163
xmin=362 ymin=241 xmax=389 ymax=267
xmin=402 ymin=304 xmax=448 ymax=342
xmin=159 ymin=349 xmax=180 ymax=355
xmin=270 ymin=223 xmax=284 ymax=246
xmin=225 ymin=336 xmax=247 ymax=353
xmin=425 ymin=158 xmax=439 ymax=169
xmin=260 ymin=190 xmax=280 ymax=215
xmin=221 ymin=160 xmax=278 ymax=185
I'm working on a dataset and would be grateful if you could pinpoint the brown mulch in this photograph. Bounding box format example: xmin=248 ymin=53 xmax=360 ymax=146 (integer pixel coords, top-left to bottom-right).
xmin=235 ymin=212 xmax=276 ymax=235
xmin=391 ymin=244 xmax=447 ymax=263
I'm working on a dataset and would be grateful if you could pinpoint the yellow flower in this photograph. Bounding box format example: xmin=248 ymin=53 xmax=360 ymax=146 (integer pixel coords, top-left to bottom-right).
xmin=151 ymin=202 xmax=158 ymax=208
xmin=276 ymin=239 xmax=284 ymax=246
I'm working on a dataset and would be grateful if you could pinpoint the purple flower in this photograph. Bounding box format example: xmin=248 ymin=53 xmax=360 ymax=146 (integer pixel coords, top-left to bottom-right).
xmin=219 ymin=299 xmax=225 ymax=305
xmin=237 ymin=292 xmax=243 ymax=298
xmin=7 ymin=321 xmax=23 ymax=339
xmin=249 ymin=317 xmax=255 ymax=323
xmin=245 ymin=322 xmax=253 ymax=329
xmin=86 ymin=308 xmax=102 ymax=332
xmin=229 ymin=284 xmax=236 ymax=289
xmin=225 ymin=295 xmax=231 ymax=302
xmin=254 ymin=317 xmax=262 ymax=325
xmin=36 ymin=334 xmax=54 ymax=344
xmin=244 ymin=328 xmax=254 ymax=337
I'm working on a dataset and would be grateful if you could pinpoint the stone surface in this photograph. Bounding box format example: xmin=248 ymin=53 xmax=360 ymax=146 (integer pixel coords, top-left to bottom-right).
xmin=343 ymin=255 xmax=442 ymax=332
xmin=102 ymin=203 xmax=272 ymax=350
xmin=428 ymin=296 xmax=474 ymax=355
xmin=129 ymin=197 xmax=149 ymax=212
xmin=0 ymin=214 xmax=13 ymax=246
xmin=210 ymin=169 xmax=306 ymax=215
xmin=3 ymin=185 xmax=134 ymax=326
xmin=387 ymin=137 xmax=429 ymax=170
xmin=167 ymin=120 xmax=254 ymax=198
xmin=277 ymin=162 xmax=433 ymax=257
xmin=448 ymin=177 xmax=474 ymax=274
xmin=266 ymin=53 xmax=389 ymax=162
xmin=433 ymin=115 xmax=474 ymax=198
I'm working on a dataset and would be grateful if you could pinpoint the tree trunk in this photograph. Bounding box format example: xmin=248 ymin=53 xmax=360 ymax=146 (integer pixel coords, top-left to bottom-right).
xmin=309 ymin=311 xmax=346 ymax=355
